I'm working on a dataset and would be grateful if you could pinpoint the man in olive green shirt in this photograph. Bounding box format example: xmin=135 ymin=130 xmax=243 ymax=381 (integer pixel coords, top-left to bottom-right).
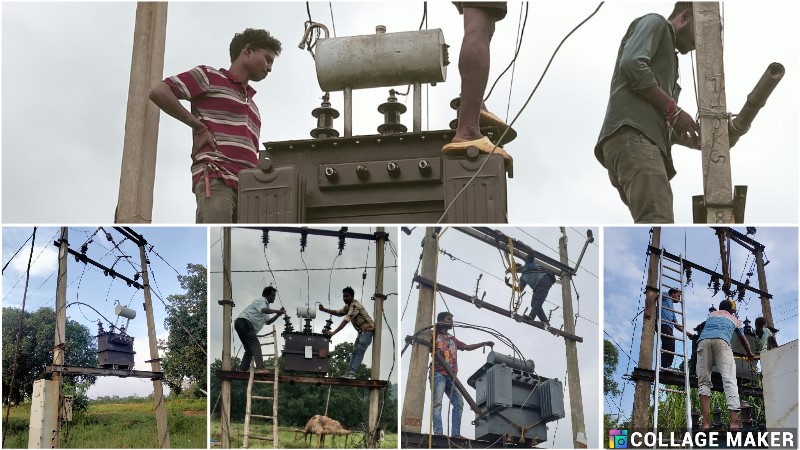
xmin=596 ymin=2 xmax=700 ymax=223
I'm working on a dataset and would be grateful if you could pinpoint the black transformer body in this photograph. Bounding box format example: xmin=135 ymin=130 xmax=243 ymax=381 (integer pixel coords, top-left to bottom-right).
xmin=282 ymin=331 xmax=331 ymax=374
xmin=97 ymin=330 xmax=136 ymax=369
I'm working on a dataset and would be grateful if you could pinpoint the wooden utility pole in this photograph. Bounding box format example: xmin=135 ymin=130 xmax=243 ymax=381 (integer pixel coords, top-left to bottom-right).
xmin=693 ymin=3 xmax=735 ymax=223
xmin=754 ymin=244 xmax=773 ymax=327
xmin=115 ymin=2 xmax=168 ymax=223
xmin=367 ymin=227 xmax=386 ymax=447
xmin=220 ymin=228 xmax=233 ymax=448
xmin=49 ymin=227 xmax=69 ymax=448
xmin=559 ymin=228 xmax=587 ymax=448
xmin=631 ymin=228 xmax=661 ymax=430
xmin=138 ymin=243 xmax=171 ymax=447
xmin=401 ymin=227 xmax=438 ymax=432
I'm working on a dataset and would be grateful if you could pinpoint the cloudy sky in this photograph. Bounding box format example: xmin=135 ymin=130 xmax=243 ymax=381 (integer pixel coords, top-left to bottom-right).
xmin=2 ymin=226 xmax=208 ymax=398
xmin=2 ymin=1 xmax=797 ymax=223
xmin=207 ymin=226 xmax=399 ymax=391
xmin=603 ymin=226 xmax=799 ymax=425
xmin=399 ymin=226 xmax=600 ymax=448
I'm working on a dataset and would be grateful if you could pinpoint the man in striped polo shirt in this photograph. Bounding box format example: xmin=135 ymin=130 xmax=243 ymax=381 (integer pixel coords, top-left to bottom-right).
xmin=149 ymin=28 xmax=282 ymax=223
xmin=319 ymin=287 xmax=375 ymax=379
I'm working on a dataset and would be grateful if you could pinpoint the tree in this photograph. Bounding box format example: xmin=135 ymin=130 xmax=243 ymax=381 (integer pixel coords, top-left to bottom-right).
xmin=604 ymin=339 xmax=620 ymax=397
xmin=2 ymin=307 xmax=97 ymax=404
xmin=159 ymin=263 xmax=207 ymax=396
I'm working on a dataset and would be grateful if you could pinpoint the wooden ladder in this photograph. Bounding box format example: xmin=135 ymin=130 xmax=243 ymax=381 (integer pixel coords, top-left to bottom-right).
xmin=243 ymin=325 xmax=279 ymax=448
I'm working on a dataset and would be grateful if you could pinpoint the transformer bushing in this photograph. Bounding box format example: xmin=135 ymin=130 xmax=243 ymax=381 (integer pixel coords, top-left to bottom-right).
xmin=283 ymin=314 xmax=295 ymax=333
xmin=310 ymin=93 xmax=340 ymax=139
xmin=377 ymin=90 xmax=407 ymax=134
xmin=467 ymin=352 xmax=564 ymax=445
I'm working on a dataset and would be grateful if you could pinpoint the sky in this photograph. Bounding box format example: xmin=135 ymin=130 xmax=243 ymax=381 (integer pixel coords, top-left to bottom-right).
xmin=207 ymin=226 xmax=400 ymax=392
xmin=2 ymin=1 xmax=798 ymax=223
xmin=399 ymin=226 xmax=601 ymax=448
xmin=1 ymin=226 xmax=208 ymax=398
xmin=603 ymin=226 xmax=799 ymax=426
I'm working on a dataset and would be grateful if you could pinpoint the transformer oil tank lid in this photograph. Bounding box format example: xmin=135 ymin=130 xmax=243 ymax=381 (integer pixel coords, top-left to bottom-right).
xmin=486 ymin=351 xmax=535 ymax=373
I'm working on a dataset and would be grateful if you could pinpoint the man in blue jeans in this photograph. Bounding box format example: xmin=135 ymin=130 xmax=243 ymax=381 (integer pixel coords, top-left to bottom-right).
xmin=431 ymin=311 xmax=494 ymax=439
xmin=320 ymin=287 xmax=375 ymax=379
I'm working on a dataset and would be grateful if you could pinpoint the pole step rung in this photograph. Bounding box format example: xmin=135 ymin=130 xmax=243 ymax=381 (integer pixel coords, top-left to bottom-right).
xmin=662 ymin=388 xmax=686 ymax=394
xmin=251 ymin=395 xmax=274 ymax=401
xmin=663 ymin=273 xmax=682 ymax=283
xmin=253 ymin=380 xmax=275 ymax=384
xmin=249 ymin=413 xmax=273 ymax=420
xmin=246 ymin=434 xmax=274 ymax=441
xmin=660 ymin=333 xmax=685 ymax=341
xmin=662 ymin=306 xmax=683 ymax=315
xmin=261 ymin=342 xmax=274 ymax=346
xmin=661 ymin=319 xmax=681 ymax=327
xmin=660 ymin=349 xmax=686 ymax=357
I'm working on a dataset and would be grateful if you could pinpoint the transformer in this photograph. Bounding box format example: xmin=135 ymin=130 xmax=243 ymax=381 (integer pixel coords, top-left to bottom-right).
xmin=96 ymin=323 xmax=135 ymax=369
xmin=467 ymin=352 xmax=565 ymax=445
xmin=689 ymin=327 xmax=758 ymax=380
xmin=282 ymin=332 xmax=330 ymax=374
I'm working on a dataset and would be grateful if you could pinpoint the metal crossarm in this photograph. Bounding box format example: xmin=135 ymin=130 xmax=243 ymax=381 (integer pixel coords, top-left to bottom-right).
xmin=244 ymin=325 xmax=279 ymax=448
xmin=653 ymin=251 xmax=692 ymax=443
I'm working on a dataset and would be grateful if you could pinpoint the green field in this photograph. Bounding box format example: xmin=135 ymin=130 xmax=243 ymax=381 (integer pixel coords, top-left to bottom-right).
xmin=209 ymin=422 xmax=398 ymax=448
xmin=2 ymin=397 xmax=206 ymax=448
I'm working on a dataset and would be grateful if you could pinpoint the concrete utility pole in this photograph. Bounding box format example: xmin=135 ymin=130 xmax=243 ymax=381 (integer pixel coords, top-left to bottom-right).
xmin=559 ymin=228 xmax=587 ymax=448
xmin=220 ymin=228 xmax=233 ymax=448
xmin=631 ymin=228 xmax=661 ymax=430
xmin=367 ymin=228 xmax=386 ymax=447
xmin=138 ymin=244 xmax=170 ymax=447
xmin=115 ymin=2 xmax=168 ymax=223
xmin=693 ymin=3 xmax=735 ymax=223
xmin=49 ymin=227 xmax=69 ymax=448
xmin=401 ymin=227 xmax=438 ymax=432
xmin=754 ymin=245 xmax=773 ymax=328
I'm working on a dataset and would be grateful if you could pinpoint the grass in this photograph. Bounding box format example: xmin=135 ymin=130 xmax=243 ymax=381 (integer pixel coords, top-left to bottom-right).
xmin=210 ymin=421 xmax=398 ymax=448
xmin=2 ymin=397 xmax=206 ymax=448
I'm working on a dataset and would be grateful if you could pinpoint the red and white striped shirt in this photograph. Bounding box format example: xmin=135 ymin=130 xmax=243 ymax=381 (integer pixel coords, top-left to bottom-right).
xmin=164 ymin=65 xmax=261 ymax=190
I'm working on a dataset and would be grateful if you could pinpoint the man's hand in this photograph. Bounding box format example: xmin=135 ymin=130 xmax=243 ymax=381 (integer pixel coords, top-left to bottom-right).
xmin=191 ymin=128 xmax=217 ymax=157
xmin=318 ymin=304 xmax=327 ymax=313
xmin=322 ymin=330 xmax=333 ymax=336
xmin=279 ymin=307 xmax=286 ymax=315
xmin=671 ymin=110 xmax=700 ymax=149
xmin=484 ymin=341 xmax=495 ymax=348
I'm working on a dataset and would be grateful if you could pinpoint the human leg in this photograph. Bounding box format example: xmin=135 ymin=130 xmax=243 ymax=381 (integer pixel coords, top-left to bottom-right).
xmin=443 ymin=375 xmax=464 ymax=437
xmin=712 ymin=339 xmax=742 ymax=428
xmin=234 ymin=318 xmax=264 ymax=370
xmin=602 ymin=127 xmax=674 ymax=223
xmin=661 ymin=324 xmax=675 ymax=368
xmin=347 ymin=330 xmax=374 ymax=374
xmin=696 ymin=339 xmax=714 ymax=430
xmin=453 ymin=7 xmax=496 ymax=143
xmin=431 ymin=372 xmax=447 ymax=434
xmin=194 ymin=177 xmax=238 ymax=223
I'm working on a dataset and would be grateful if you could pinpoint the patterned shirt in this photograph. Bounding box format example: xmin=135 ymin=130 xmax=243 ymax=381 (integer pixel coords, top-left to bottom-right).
xmin=698 ymin=310 xmax=744 ymax=343
xmin=434 ymin=333 xmax=466 ymax=377
xmin=336 ymin=300 xmax=374 ymax=332
xmin=163 ymin=65 xmax=261 ymax=190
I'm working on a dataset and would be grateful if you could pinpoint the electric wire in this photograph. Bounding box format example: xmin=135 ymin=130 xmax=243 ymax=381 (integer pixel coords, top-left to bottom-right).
xmin=437 ymin=2 xmax=605 ymax=223
xmin=1 ymin=231 xmax=34 ymax=274
xmin=503 ymin=3 xmax=526 ymax=122
xmin=2 ymin=230 xmax=61 ymax=301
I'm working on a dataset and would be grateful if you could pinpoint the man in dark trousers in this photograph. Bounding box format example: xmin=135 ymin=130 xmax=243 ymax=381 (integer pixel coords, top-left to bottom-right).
xmin=234 ymin=286 xmax=286 ymax=371
xmin=644 ymin=288 xmax=685 ymax=368
xmin=431 ymin=311 xmax=494 ymax=439
xmin=595 ymin=2 xmax=700 ymax=223
xmin=149 ymin=28 xmax=282 ymax=223
xmin=506 ymin=254 xmax=557 ymax=330
xmin=319 ymin=287 xmax=375 ymax=379
xmin=442 ymin=2 xmax=514 ymax=166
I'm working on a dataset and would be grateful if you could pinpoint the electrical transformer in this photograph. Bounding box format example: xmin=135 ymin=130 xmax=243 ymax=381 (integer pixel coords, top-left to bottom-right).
xmin=689 ymin=321 xmax=758 ymax=380
xmin=281 ymin=312 xmax=331 ymax=374
xmin=96 ymin=323 xmax=135 ymax=369
xmin=467 ymin=352 xmax=565 ymax=445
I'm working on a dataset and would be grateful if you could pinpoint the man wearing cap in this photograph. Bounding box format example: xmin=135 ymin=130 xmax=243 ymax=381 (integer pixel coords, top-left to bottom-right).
xmin=235 ymin=286 xmax=286 ymax=371
xmin=696 ymin=299 xmax=756 ymax=431
xmin=319 ymin=287 xmax=375 ymax=379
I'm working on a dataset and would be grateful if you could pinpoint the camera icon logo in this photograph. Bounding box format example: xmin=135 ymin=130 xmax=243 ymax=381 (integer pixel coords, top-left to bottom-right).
xmin=609 ymin=429 xmax=628 ymax=448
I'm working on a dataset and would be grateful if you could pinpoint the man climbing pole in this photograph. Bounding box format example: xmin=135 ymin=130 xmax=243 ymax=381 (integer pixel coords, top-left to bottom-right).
xmin=149 ymin=28 xmax=282 ymax=223
xmin=506 ymin=254 xmax=557 ymax=330
xmin=595 ymin=2 xmax=700 ymax=223
xmin=443 ymin=2 xmax=515 ymax=168
xmin=644 ymin=288 xmax=685 ymax=368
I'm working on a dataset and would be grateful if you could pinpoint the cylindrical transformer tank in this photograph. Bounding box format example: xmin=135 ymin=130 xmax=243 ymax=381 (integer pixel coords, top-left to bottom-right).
xmin=115 ymin=304 xmax=136 ymax=320
xmin=296 ymin=306 xmax=317 ymax=319
xmin=486 ymin=351 xmax=535 ymax=373
xmin=315 ymin=27 xmax=448 ymax=92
